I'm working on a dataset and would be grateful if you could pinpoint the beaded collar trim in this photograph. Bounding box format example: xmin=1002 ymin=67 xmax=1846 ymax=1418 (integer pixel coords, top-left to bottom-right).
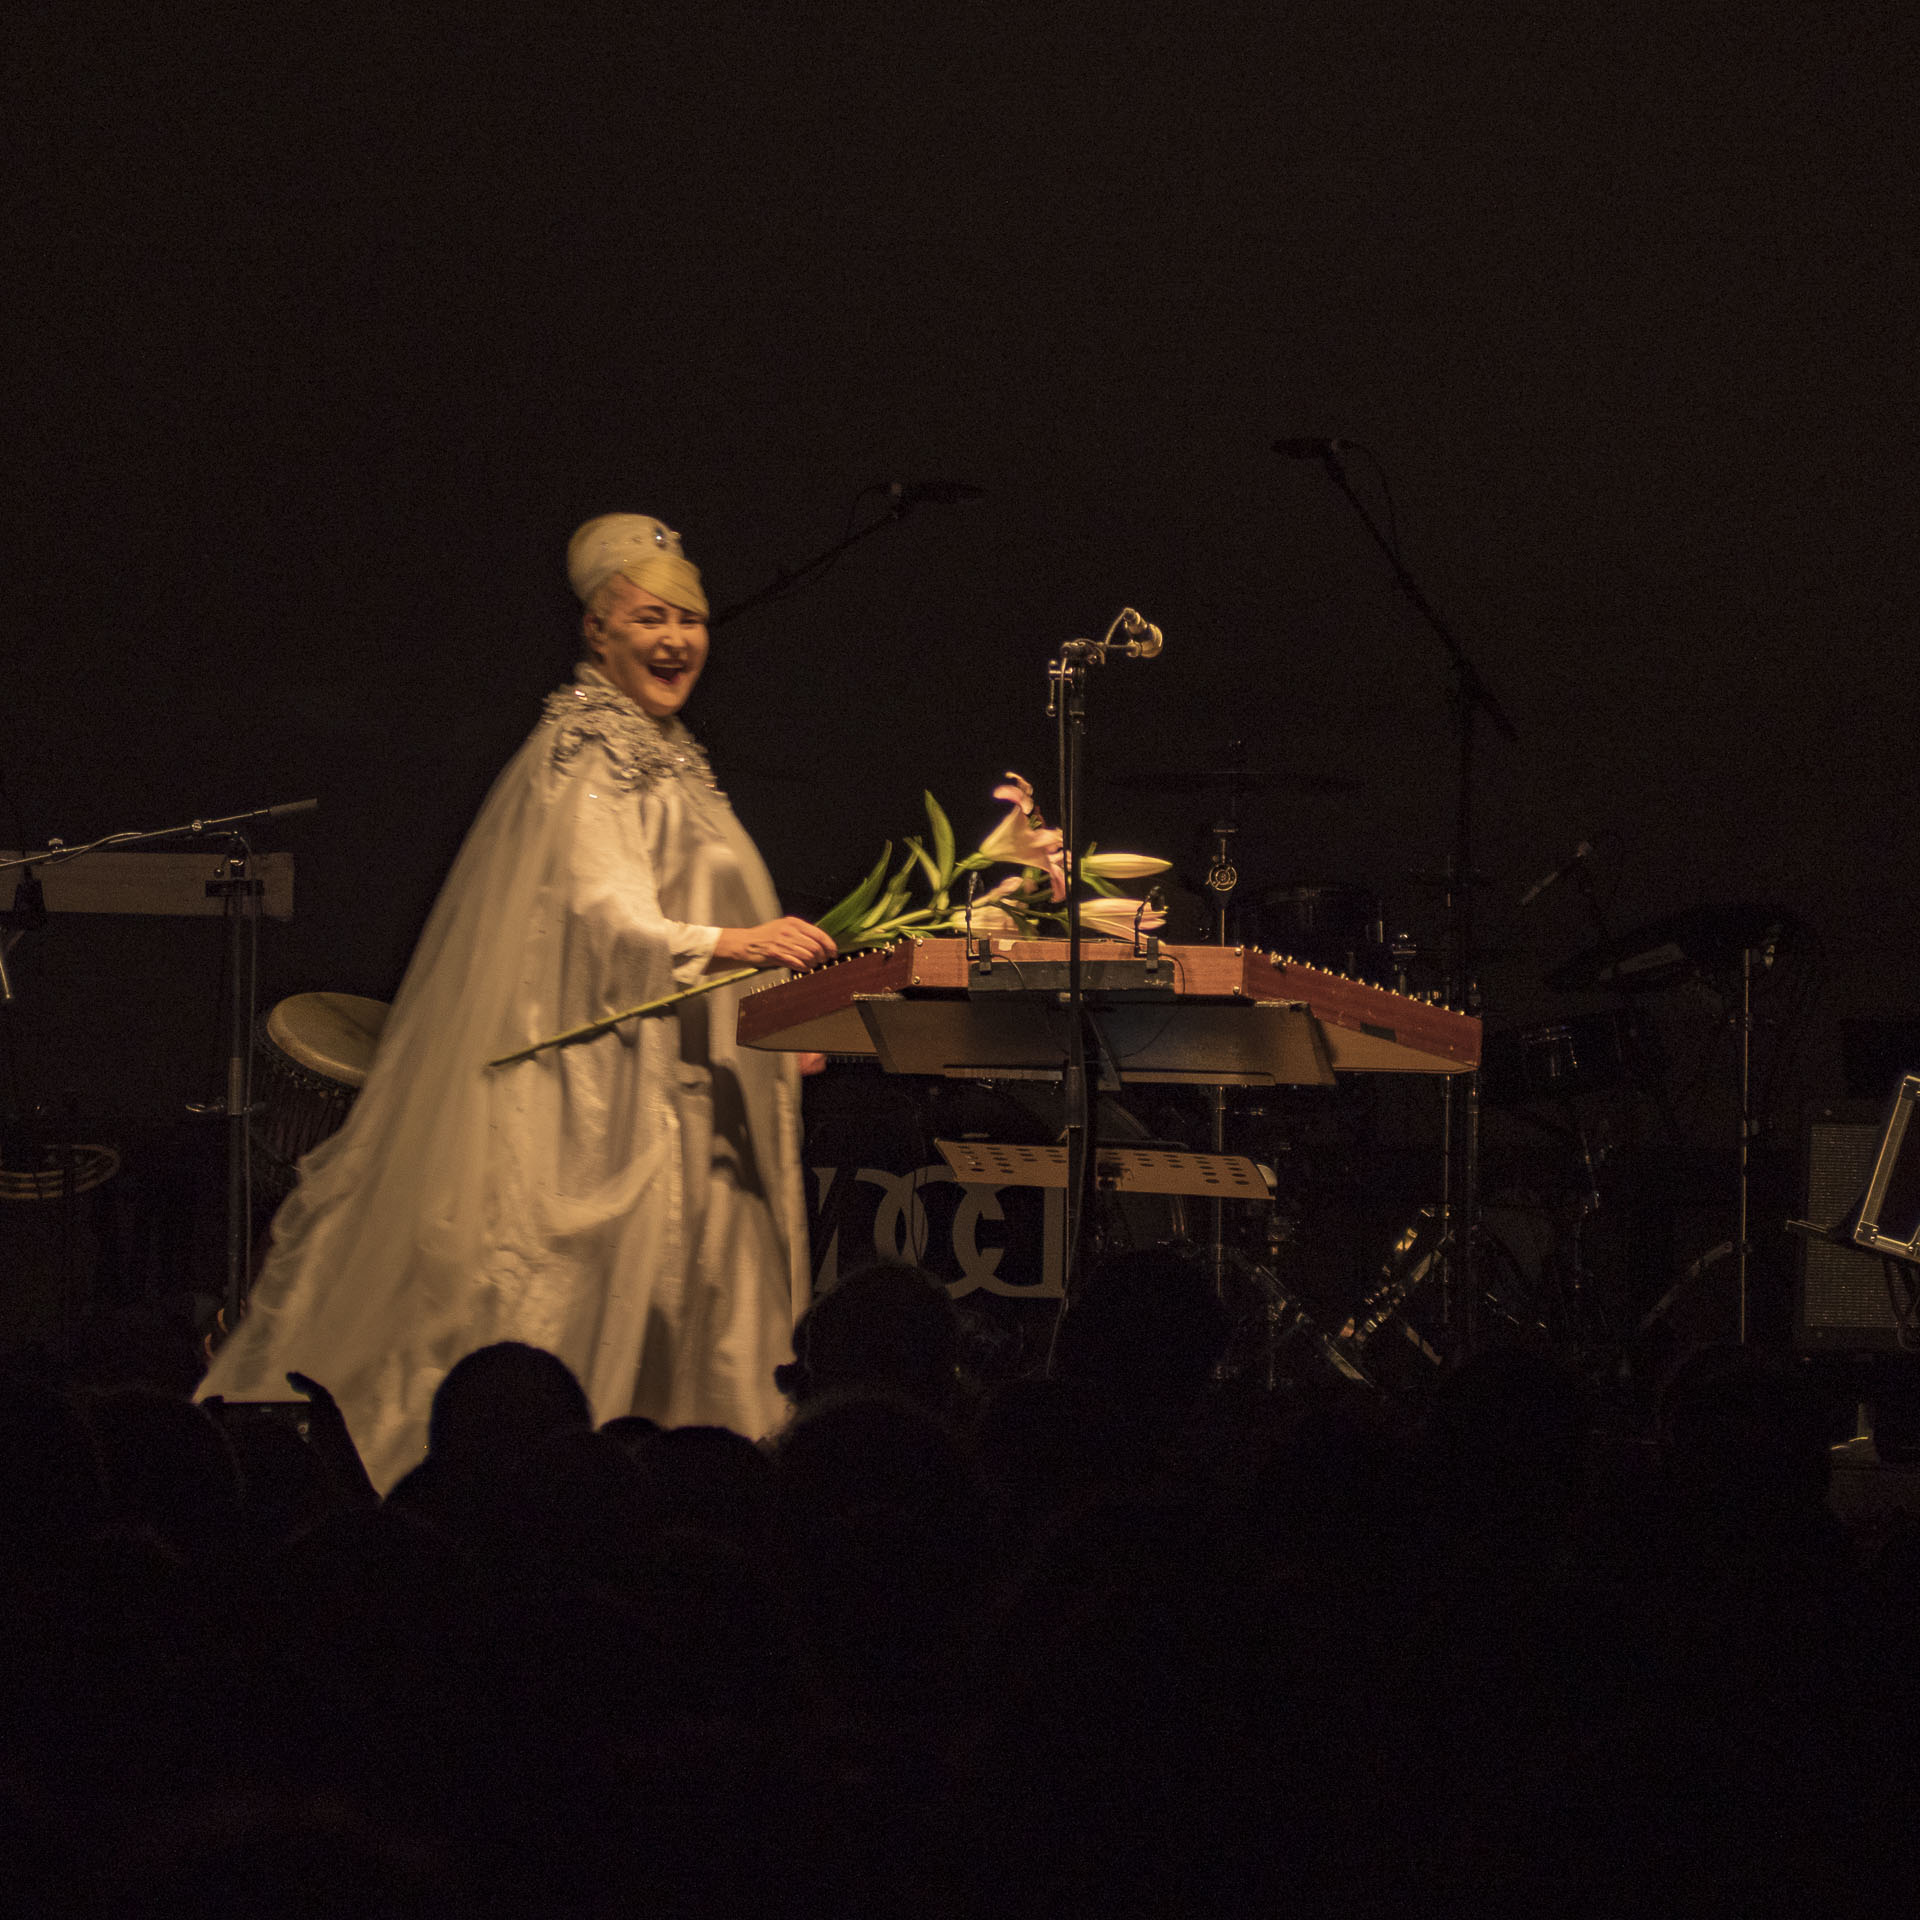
xmin=543 ymin=670 xmax=717 ymax=792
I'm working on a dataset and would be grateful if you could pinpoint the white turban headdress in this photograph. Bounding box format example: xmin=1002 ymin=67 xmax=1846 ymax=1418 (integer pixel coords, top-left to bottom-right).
xmin=566 ymin=513 xmax=708 ymax=617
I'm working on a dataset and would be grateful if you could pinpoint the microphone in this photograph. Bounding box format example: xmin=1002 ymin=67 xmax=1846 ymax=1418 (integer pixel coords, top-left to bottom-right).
xmin=1113 ymin=607 xmax=1164 ymax=659
xmin=1518 ymin=839 xmax=1592 ymax=908
xmin=1272 ymin=437 xmax=1349 ymax=459
xmin=887 ymin=480 xmax=986 ymax=508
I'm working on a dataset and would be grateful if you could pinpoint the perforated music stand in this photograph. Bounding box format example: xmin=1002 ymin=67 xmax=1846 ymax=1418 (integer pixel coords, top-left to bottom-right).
xmin=935 ymin=1138 xmax=1272 ymax=1201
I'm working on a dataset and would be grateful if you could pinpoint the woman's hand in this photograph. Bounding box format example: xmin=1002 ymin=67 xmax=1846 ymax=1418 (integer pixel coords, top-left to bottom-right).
xmin=710 ymin=918 xmax=838 ymax=973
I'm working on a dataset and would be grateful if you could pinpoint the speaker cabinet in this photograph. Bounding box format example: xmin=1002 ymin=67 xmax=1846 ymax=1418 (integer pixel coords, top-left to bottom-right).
xmin=1795 ymin=1101 xmax=1909 ymax=1351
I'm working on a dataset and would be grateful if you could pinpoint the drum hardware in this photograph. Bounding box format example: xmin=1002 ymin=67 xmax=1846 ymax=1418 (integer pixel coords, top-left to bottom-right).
xmin=1552 ymin=908 xmax=1800 ymax=1349
xmin=1212 ymin=1253 xmax=1373 ymax=1394
xmin=1331 ymin=1204 xmax=1540 ymax=1396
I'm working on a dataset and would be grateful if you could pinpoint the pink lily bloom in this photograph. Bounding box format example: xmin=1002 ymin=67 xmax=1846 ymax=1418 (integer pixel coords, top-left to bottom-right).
xmin=1077 ymin=896 xmax=1167 ymax=939
xmin=979 ymin=772 xmax=1067 ymax=901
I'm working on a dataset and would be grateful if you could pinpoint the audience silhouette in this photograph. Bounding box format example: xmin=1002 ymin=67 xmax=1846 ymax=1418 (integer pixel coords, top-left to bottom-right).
xmin=1 ymin=1256 xmax=1914 ymax=1915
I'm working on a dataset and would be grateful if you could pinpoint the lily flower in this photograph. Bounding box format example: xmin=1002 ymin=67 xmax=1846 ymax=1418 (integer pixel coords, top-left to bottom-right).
xmin=947 ymin=902 xmax=1028 ymax=935
xmin=1079 ymin=852 xmax=1173 ymax=883
xmin=1077 ymin=896 xmax=1167 ymax=939
xmin=979 ymin=771 xmax=1067 ymax=901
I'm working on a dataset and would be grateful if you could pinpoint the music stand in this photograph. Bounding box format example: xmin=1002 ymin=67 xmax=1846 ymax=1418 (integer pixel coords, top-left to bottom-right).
xmin=936 ymin=1139 xmax=1272 ymax=1201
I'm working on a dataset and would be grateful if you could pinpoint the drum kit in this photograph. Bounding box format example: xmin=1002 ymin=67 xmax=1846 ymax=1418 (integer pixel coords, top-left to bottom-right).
xmin=1368 ymin=944 xmax=1803 ymax=1401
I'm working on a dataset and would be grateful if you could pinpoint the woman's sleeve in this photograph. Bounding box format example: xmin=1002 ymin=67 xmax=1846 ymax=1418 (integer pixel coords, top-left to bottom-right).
xmin=557 ymin=752 xmax=721 ymax=1014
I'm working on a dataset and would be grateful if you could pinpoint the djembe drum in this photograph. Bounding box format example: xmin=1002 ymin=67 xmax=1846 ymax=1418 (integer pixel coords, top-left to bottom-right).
xmin=250 ymin=991 xmax=390 ymax=1212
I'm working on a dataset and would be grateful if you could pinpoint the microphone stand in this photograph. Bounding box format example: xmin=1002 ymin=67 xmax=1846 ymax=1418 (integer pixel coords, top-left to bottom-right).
xmin=2 ymin=799 xmax=317 ymax=1337
xmin=708 ymin=486 xmax=947 ymax=631
xmin=1040 ymin=611 xmax=1162 ymax=1356
xmin=206 ymin=837 xmax=263 ymax=1336
xmin=0 ymin=798 xmax=319 ymax=878
xmin=1303 ymin=449 xmax=1520 ymax=1354
xmin=1049 ymin=642 xmax=1096 ymax=1329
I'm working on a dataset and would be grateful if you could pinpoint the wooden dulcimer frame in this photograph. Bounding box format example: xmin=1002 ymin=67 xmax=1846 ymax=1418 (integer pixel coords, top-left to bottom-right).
xmin=737 ymin=937 xmax=1479 ymax=1087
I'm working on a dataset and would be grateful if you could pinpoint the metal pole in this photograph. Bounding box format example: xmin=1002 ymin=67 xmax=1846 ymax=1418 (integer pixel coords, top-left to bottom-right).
xmin=1203 ymin=817 xmax=1241 ymax=1295
xmin=1738 ymin=945 xmax=1753 ymax=1344
xmin=210 ymin=843 xmax=262 ymax=1332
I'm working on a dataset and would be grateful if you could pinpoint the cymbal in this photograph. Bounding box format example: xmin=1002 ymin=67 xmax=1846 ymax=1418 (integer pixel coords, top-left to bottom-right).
xmin=1546 ymin=903 xmax=1803 ymax=994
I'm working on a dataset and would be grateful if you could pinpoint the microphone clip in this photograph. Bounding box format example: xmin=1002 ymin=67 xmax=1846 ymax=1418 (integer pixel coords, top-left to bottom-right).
xmin=1061 ymin=607 xmax=1165 ymax=666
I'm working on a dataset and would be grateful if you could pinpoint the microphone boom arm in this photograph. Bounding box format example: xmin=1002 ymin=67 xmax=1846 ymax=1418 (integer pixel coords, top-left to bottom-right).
xmin=709 ymin=482 xmax=982 ymax=631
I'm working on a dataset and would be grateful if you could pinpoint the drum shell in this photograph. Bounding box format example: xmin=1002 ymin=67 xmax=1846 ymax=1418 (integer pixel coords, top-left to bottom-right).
xmin=249 ymin=993 xmax=389 ymax=1210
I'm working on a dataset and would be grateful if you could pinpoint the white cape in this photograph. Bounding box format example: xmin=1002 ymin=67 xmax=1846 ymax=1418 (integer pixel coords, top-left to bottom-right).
xmin=199 ymin=668 xmax=807 ymax=1490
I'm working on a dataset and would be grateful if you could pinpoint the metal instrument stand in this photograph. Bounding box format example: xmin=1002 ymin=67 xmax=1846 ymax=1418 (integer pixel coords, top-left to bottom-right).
xmin=1043 ymin=610 xmax=1164 ymax=1343
xmin=1203 ymin=812 xmax=1243 ymax=1291
xmin=1733 ymin=936 xmax=1777 ymax=1344
xmin=1 ymin=799 xmax=315 ymax=1337
xmin=1292 ymin=448 xmax=1520 ymax=1355
xmin=205 ymin=840 xmax=264 ymax=1333
xmin=1048 ymin=642 xmax=1096 ymax=1303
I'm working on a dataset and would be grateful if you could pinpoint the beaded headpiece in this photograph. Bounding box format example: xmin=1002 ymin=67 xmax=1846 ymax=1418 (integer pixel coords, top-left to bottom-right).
xmin=566 ymin=513 xmax=708 ymax=617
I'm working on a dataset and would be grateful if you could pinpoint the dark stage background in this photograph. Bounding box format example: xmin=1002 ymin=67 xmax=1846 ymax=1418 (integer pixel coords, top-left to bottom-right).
xmin=4 ymin=4 xmax=1915 ymax=1311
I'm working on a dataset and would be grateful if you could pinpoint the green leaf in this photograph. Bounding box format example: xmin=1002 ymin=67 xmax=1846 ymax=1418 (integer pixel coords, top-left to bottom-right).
xmin=925 ymin=791 xmax=956 ymax=887
xmin=904 ymin=834 xmax=943 ymax=895
xmin=859 ymin=851 xmax=919 ymax=931
xmin=815 ymin=841 xmax=891 ymax=941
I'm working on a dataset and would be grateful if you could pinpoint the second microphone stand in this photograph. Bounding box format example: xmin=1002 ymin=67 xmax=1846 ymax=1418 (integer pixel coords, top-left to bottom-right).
xmin=1044 ymin=611 xmax=1163 ymax=1329
xmin=1304 ymin=449 xmax=1520 ymax=1353
xmin=1051 ymin=643 xmax=1096 ymax=1304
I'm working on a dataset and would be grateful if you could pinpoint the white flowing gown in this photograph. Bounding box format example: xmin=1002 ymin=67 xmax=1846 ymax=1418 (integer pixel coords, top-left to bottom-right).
xmin=198 ymin=666 xmax=808 ymax=1491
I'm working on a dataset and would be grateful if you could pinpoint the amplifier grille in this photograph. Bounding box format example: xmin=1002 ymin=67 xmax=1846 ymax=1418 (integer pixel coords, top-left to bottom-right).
xmin=1796 ymin=1108 xmax=1901 ymax=1347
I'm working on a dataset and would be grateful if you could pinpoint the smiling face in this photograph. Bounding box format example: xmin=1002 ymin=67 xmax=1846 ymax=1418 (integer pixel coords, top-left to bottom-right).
xmin=582 ymin=573 xmax=710 ymax=719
